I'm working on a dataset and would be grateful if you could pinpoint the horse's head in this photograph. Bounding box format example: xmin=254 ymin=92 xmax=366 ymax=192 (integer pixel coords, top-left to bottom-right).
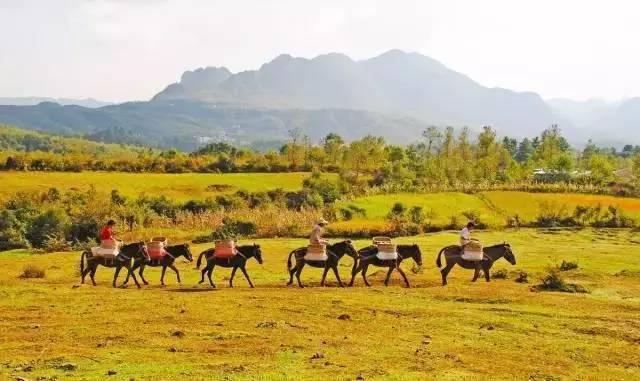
xmin=341 ymin=240 xmax=359 ymax=260
xmin=502 ymin=243 xmax=516 ymax=265
xmin=182 ymin=243 xmax=193 ymax=262
xmin=411 ymin=244 xmax=423 ymax=266
xmin=398 ymin=244 xmax=422 ymax=266
xmin=252 ymin=244 xmax=264 ymax=265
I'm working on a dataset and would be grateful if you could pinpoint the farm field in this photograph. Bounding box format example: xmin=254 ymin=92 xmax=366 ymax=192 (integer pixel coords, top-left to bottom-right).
xmin=1 ymin=229 xmax=639 ymax=380
xmin=0 ymin=172 xmax=334 ymax=202
xmin=335 ymin=191 xmax=640 ymax=230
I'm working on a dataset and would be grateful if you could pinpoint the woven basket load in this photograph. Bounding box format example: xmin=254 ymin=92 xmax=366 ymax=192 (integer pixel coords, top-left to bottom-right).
xmin=377 ymin=243 xmax=397 ymax=253
xmin=151 ymin=237 xmax=167 ymax=244
xmin=307 ymin=244 xmax=327 ymax=255
xmin=465 ymin=241 xmax=483 ymax=252
xmin=215 ymin=240 xmax=237 ymax=257
xmin=372 ymin=236 xmax=392 ymax=245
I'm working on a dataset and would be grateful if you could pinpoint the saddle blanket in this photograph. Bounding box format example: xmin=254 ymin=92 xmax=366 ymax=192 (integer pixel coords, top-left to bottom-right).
xmin=462 ymin=250 xmax=484 ymax=261
xmin=376 ymin=250 xmax=398 ymax=260
xmin=148 ymin=247 xmax=166 ymax=259
xmin=91 ymin=247 xmax=119 ymax=258
xmin=304 ymin=253 xmax=328 ymax=261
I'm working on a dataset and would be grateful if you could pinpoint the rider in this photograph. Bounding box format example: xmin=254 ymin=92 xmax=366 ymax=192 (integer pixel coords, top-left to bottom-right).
xmin=310 ymin=218 xmax=329 ymax=245
xmin=100 ymin=220 xmax=122 ymax=248
xmin=460 ymin=221 xmax=479 ymax=247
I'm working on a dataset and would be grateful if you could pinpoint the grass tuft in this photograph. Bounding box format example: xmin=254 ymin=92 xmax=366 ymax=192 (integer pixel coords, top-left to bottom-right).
xmin=18 ymin=265 xmax=45 ymax=279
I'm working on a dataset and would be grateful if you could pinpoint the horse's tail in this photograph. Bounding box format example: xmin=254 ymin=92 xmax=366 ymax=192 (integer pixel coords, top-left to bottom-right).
xmin=80 ymin=251 xmax=87 ymax=274
xmin=436 ymin=247 xmax=447 ymax=268
xmin=196 ymin=250 xmax=207 ymax=269
xmin=287 ymin=250 xmax=296 ymax=272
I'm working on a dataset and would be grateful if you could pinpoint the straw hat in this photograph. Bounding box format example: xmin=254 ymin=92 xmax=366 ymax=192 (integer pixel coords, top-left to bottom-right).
xmin=316 ymin=218 xmax=329 ymax=226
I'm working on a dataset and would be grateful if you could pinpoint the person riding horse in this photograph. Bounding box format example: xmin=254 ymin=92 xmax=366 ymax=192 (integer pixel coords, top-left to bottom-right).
xmin=100 ymin=220 xmax=123 ymax=249
xmin=460 ymin=221 xmax=479 ymax=248
xmin=310 ymin=218 xmax=329 ymax=245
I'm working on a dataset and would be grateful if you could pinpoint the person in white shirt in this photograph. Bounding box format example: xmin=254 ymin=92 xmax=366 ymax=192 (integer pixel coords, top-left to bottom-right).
xmin=460 ymin=221 xmax=478 ymax=247
xmin=310 ymin=218 xmax=329 ymax=245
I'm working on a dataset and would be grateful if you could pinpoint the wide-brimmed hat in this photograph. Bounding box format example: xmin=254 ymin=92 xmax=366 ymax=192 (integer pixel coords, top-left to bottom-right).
xmin=316 ymin=218 xmax=329 ymax=225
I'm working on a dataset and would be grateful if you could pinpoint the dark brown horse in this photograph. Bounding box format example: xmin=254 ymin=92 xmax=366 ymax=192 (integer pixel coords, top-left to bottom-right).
xmin=349 ymin=244 xmax=423 ymax=287
xmin=79 ymin=242 xmax=149 ymax=288
xmin=122 ymin=243 xmax=193 ymax=287
xmin=286 ymin=240 xmax=358 ymax=288
xmin=198 ymin=244 xmax=263 ymax=288
xmin=436 ymin=243 xmax=516 ymax=286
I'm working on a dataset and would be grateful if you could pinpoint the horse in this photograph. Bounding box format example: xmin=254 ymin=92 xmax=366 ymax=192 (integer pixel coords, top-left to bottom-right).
xmin=286 ymin=240 xmax=358 ymax=288
xmin=79 ymin=242 xmax=149 ymax=288
xmin=198 ymin=244 xmax=263 ymax=288
xmin=349 ymin=244 xmax=423 ymax=287
xmin=121 ymin=243 xmax=193 ymax=287
xmin=436 ymin=243 xmax=516 ymax=286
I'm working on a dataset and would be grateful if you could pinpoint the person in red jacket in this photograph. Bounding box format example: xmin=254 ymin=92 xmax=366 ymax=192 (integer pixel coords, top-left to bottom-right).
xmin=100 ymin=220 xmax=117 ymax=241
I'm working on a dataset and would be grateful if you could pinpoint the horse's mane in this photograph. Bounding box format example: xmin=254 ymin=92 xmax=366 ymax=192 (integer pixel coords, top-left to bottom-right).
xmin=484 ymin=243 xmax=509 ymax=249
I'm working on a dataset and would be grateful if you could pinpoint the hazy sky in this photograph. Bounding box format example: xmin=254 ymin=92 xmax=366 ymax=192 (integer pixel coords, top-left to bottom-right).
xmin=0 ymin=0 xmax=638 ymax=102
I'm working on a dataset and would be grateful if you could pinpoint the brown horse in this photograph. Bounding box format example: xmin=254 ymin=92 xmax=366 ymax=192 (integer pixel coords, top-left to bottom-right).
xmin=198 ymin=244 xmax=263 ymax=288
xmin=286 ymin=240 xmax=358 ymax=288
xmin=436 ymin=243 xmax=516 ymax=286
xmin=349 ymin=244 xmax=423 ymax=287
xmin=79 ymin=242 xmax=149 ymax=288
xmin=122 ymin=243 xmax=193 ymax=287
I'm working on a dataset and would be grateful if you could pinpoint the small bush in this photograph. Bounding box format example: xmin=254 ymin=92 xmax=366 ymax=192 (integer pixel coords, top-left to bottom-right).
xmin=19 ymin=265 xmax=45 ymax=279
xmin=42 ymin=234 xmax=72 ymax=253
xmin=492 ymin=269 xmax=508 ymax=279
xmin=559 ymin=260 xmax=579 ymax=271
xmin=514 ymin=271 xmax=529 ymax=283
xmin=533 ymin=267 xmax=588 ymax=293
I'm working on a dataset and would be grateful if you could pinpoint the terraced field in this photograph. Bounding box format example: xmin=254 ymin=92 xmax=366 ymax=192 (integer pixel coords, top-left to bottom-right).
xmin=1 ymin=229 xmax=639 ymax=380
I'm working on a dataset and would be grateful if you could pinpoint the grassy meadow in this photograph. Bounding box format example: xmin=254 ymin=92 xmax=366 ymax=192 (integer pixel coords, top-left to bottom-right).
xmin=0 ymin=172 xmax=334 ymax=202
xmin=1 ymin=229 xmax=639 ymax=380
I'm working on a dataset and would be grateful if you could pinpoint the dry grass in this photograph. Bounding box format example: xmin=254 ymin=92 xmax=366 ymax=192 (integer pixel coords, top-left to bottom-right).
xmin=1 ymin=229 xmax=639 ymax=380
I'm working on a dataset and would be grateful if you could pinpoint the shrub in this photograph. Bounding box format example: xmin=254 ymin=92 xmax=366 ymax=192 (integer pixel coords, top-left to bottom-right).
xmin=492 ymin=269 xmax=508 ymax=279
xmin=26 ymin=209 xmax=70 ymax=248
xmin=182 ymin=198 xmax=218 ymax=214
xmin=533 ymin=267 xmax=588 ymax=293
xmin=0 ymin=210 xmax=28 ymax=251
xmin=409 ymin=206 xmax=425 ymax=225
xmin=559 ymin=260 xmax=578 ymax=271
xmin=42 ymin=234 xmax=72 ymax=252
xmin=514 ymin=271 xmax=529 ymax=283
xmin=19 ymin=265 xmax=45 ymax=279
xmin=535 ymin=201 xmax=574 ymax=227
xmin=210 ymin=219 xmax=258 ymax=241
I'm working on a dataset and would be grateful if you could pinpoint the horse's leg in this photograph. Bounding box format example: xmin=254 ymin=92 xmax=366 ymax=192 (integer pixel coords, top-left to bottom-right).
xmin=137 ymin=262 xmax=149 ymax=285
xmin=128 ymin=265 xmax=142 ymax=289
xmin=287 ymin=258 xmax=299 ymax=286
xmin=160 ymin=265 xmax=167 ymax=286
xmin=89 ymin=265 xmax=97 ymax=286
xmin=397 ymin=264 xmax=410 ymax=288
xmin=349 ymin=261 xmax=362 ymax=287
xmin=320 ymin=265 xmax=330 ymax=287
xmin=207 ymin=264 xmax=216 ymax=288
xmin=440 ymin=262 xmax=454 ymax=286
xmin=472 ymin=262 xmax=481 ymax=282
xmin=169 ymin=264 xmax=181 ymax=284
xmin=81 ymin=265 xmax=91 ymax=284
xmin=331 ymin=265 xmax=344 ymax=287
xmin=484 ymin=263 xmax=491 ymax=282
xmin=199 ymin=263 xmax=209 ymax=284
xmin=240 ymin=265 xmax=254 ymax=288
xmin=229 ymin=266 xmax=238 ymax=288
xmin=113 ymin=265 xmax=122 ymax=288
xmin=384 ymin=265 xmax=394 ymax=286
xmin=295 ymin=262 xmax=305 ymax=288
xmin=362 ymin=264 xmax=371 ymax=287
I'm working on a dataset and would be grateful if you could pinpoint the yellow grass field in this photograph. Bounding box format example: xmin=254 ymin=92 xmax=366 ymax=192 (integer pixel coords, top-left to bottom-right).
xmin=0 ymin=172 xmax=335 ymax=202
xmin=1 ymin=229 xmax=639 ymax=380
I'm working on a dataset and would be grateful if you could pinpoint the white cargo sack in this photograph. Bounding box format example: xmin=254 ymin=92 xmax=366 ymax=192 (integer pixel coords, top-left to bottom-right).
xmin=91 ymin=246 xmax=119 ymax=259
xmin=305 ymin=244 xmax=328 ymax=261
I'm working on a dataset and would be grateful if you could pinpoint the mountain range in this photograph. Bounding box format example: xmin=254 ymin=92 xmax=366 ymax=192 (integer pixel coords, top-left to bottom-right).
xmin=0 ymin=50 xmax=638 ymax=150
xmin=0 ymin=97 xmax=112 ymax=108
